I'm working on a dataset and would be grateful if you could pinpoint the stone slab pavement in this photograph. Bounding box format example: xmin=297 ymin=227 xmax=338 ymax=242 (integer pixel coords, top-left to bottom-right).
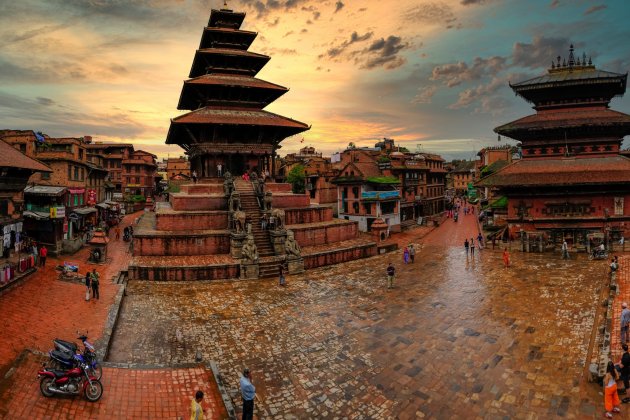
xmin=108 ymin=222 xmax=607 ymax=418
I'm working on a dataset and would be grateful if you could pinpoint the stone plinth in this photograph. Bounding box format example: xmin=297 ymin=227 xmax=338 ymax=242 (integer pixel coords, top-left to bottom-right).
xmin=230 ymin=232 xmax=247 ymax=259
xmin=286 ymin=257 xmax=304 ymax=274
xmin=288 ymin=220 xmax=358 ymax=247
xmin=180 ymin=183 xmax=224 ymax=195
xmin=133 ymin=231 xmax=230 ymax=256
xmin=270 ymin=229 xmax=287 ymax=256
xmin=303 ymin=242 xmax=377 ymax=269
xmin=128 ymin=255 xmax=239 ymax=281
xmin=171 ymin=193 xmax=227 ymax=211
xmin=285 ymin=207 xmax=333 ymax=225
xmin=265 ymin=183 xmax=292 ymax=193
xmin=156 ymin=211 xmax=229 ymax=231
xmin=272 ymin=193 xmax=310 ymax=208
xmin=240 ymin=262 xmax=259 ymax=279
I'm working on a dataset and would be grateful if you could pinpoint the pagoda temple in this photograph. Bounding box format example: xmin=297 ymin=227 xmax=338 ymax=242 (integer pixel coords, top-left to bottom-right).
xmin=127 ymin=7 xmax=377 ymax=281
xmin=165 ymin=7 xmax=309 ymax=178
xmin=478 ymin=45 xmax=630 ymax=251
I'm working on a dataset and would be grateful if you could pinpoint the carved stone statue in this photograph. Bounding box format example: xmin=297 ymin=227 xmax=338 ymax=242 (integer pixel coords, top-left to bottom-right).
xmin=231 ymin=210 xmax=246 ymax=233
xmin=271 ymin=208 xmax=285 ymax=230
xmin=223 ymin=176 xmax=234 ymax=197
xmin=223 ymin=170 xmax=232 ymax=181
xmin=284 ymin=230 xmax=301 ymax=258
xmin=254 ymin=178 xmax=265 ymax=198
xmin=241 ymin=234 xmax=259 ymax=263
xmin=228 ymin=190 xmax=241 ymax=212
xmin=264 ymin=191 xmax=273 ymax=211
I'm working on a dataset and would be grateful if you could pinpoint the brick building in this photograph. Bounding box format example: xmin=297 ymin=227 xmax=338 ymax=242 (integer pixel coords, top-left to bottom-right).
xmin=85 ymin=142 xmax=133 ymax=193
xmin=451 ymin=160 xmax=476 ymax=196
xmin=280 ymin=147 xmax=337 ymax=206
xmin=166 ymin=157 xmax=191 ymax=180
xmin=333 ymin=139 xmax=446 ymax=232
xmin=124 ymin=150 xmax=158 ymax=197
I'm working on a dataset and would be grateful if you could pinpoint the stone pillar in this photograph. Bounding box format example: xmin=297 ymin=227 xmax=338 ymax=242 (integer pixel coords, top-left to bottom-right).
xmin=286 ymin=257 xmax=304 ymax=274
xmin=270 ymin=229 xmax=287 ymax=256
xmin=230 ymin=232 xmax=247 ymax=259
xmin=240 ymin=262 xmax=259 ymax=279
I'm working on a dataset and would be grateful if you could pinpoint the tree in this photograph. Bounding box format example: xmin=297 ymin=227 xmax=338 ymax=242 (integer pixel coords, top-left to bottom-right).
xmin=286 ymin=164 xmax=306 ymax=194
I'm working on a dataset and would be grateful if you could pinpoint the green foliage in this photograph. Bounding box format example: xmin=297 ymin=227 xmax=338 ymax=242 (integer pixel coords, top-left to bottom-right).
xmin=166 ymin=183 xmax=180 ymax=193
xmin=377 ymin=156 xmax=391 ymax=163
xmin=366 ymin=176 xmax=400 ymax=184
xmin=128 ymin=194 xmax=146 ymax=203
xmin=286 ymin=164 xmax=306 ymax=193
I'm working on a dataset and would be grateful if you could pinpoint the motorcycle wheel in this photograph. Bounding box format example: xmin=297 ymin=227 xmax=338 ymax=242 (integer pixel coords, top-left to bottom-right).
xmin=40 ymin=377 xmax=55 ymax=397
xmin=89 ymin=363 xmax=103 ymax=381
xmin=84 ymin=379 xmax=103 ymax=402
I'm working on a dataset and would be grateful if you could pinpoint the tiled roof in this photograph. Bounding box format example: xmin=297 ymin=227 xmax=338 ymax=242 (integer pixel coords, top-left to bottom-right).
xmin=0 ymin=139 xmax=51 ymax=172
xmin=476 ymin=156 xmax=630 ymax=187
xmin=197 ymin=48 xmax=269 ymax=59
xmin=85 ymin=143 xmax=134 ymax=149
xmin=511 ymin=67 xmax=626 ymax=89
xmin=171 ymin=107 xmax=309 ymax=129
xmin=495 ymin=107 xmax=630 ymax=134
xmin=452 ymin=160 xmax=476 ymax=173
xmin=185 ymin=74 xmax=287 ymax=90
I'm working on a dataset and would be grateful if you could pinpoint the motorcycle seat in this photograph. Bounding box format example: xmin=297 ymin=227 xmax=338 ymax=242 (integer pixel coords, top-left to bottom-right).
xmin=50 ymin=349 xmax=74 ymax=362
xmin=54 ymin=338 xmax=78 ymax=352
xmin=51 ymin=369 xmax=69 ymax=377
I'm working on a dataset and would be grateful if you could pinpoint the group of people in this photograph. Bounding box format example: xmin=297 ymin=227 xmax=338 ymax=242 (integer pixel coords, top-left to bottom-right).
xmin=84 ymin=268 xmax=100 ymax=301
xmin=190 ymin=368 xmax=256 ymax=420
xmin=259 ymin=213 xmax=277 ymax=231
xmin=464 ymin=233 xmax=484 ymax=256
xmin=402 ymin=244 xmax=416 ymax=264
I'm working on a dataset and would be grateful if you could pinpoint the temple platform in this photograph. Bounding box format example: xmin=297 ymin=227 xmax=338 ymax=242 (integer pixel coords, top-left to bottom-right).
xmin=286 ymin=219 xmax=359 ymax=247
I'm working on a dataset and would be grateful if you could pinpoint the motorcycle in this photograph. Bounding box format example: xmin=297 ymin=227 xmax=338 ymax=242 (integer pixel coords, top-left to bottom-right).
xmin=48 ymin=333 xmax=102 ymax=380
xmin=38 ymin=355 xmax=103 ymax=402
xmin=589 ymin=249 xmax=609 ymax=260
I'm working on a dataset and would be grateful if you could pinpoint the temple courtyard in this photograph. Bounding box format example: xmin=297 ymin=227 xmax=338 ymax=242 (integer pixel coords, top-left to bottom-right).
xmin=108 ymin=215 xmax=609 ymax=418
xmin=0 ymin=212 xmax=616 ymax=418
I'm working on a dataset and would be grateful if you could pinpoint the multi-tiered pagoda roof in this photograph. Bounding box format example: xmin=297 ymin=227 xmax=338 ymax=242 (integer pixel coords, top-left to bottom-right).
xmin=166 ymin=7 xmax=309 ymax=176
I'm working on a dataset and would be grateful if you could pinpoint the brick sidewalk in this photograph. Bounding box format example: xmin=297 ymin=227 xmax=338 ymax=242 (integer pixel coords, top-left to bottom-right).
xmin=610 ymin=255 xmax=629 ymax=363
xmin=0 ymin=351 xmax=227 ymax=419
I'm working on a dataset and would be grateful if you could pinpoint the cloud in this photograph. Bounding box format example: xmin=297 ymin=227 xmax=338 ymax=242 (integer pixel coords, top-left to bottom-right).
xmin=403 ymin=3 xmax=458 ymax=28
xmin=431 ymin=56 xmax=506 ymax=87
xmin=334 ymin=1 xmax=344 ymax=13
xmin=358 ymin=36 xmax=410 ymax=69
xmin=549 ymin=0 xmax=560 ymax=8
xmin=411 ymin=86 xmax=438 ymax=104
xmin=584 ymin=4 xmax=606 ymax=15
xmin=323 ymin=31 xmax=373 ymax=59
xmin=460 ymin=0 xmax=488 ymax=5
xmin=449 ymin=76 xmax=507 ymax=109
xmin=36 ymin=97 xmax=55 ymax=106
xmin=512 ymin=36 xmax=572 ymax=69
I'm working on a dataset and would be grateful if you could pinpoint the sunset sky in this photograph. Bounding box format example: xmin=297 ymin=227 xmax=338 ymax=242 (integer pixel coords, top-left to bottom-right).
xmin=1 ymin=0 xmax=629 ymax=161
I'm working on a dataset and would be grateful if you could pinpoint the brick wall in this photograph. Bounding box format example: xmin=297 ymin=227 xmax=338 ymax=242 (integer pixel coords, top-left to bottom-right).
xmin=156 ymin=211 xmax=229 ymax=231
xmin=285 ymin=207 xmax=333 ymax=225
xmin=133 ymin=233 xmax=231 ymax=256
xmin=291 ymin=222 xmax=358 ymax=247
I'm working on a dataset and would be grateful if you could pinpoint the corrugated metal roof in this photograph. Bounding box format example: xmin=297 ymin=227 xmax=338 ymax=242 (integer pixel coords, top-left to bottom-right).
xmin=512 ymin=68 xmax=626 ymax=88
xmin=24 ymin=185 xmax=66 ymax=196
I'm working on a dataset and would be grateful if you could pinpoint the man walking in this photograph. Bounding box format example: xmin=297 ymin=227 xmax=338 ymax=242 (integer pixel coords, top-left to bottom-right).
xmin=386 ymin=262 xmax=395 ymax=289
xmin=622 ymin=303 xmax=630 ymax=344
xmin=190 ymin=390 xmax=204 ymax=420
xmin=85 ymin=272 xmax=91 ymax=301
xmin=470 ymin=237 xmax=475 ymax=257
xmin=464 ymin=239 xmax=469 ymax=256
xmin=561 ymin=239 xmax=569 ymax=259
xmin=240 ymin=368 xmax=255 ymax=420
xmin=91 ymin=269 xmax=100 ymax=300
xmin=619 ymin=344 xmax=630 ymax=396
xmin=39 ymin=245 xmax=48 ymax=267
xmin=409 ymin=244 xmax=416 ymax=263
xmin=192 ymin=170 xmax=198 ymax=184
xmin=217 ymin=163 xmax=222 ymax=177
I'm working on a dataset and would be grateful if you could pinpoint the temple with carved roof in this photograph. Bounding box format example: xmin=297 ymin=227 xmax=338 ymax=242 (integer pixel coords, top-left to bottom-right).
xmin=478 ymin=45 xmax=630 ymax=252
xmin=165 ymin=7 xmax=309 ymax=177
xmin=127 ymin=7 xmax=377 ymax=281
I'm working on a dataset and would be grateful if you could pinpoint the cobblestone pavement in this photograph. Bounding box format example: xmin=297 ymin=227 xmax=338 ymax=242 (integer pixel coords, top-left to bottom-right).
xmin=109 ymin=222 xmax=608 ymax=418
xmin=0 ymin=351 xmax=227 ymax=419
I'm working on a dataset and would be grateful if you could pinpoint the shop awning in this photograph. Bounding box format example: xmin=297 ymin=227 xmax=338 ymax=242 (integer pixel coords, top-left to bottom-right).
xmin=68 ymin=188 xmax=85 ymax=194
xmin=96 ymin=202 xmax=110 ymax=209
xmin=104 ymin=200 xmax=118 ymax=206
xmin=72 ymin=207 xmax=97 ymax=215
xmin=23 ymin=210 xmax=50 ymax=220
xmin=24 ymin=185 xmax=66 ymax=197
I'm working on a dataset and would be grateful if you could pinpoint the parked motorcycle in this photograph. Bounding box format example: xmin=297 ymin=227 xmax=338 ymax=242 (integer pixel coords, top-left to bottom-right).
xmin=48 ymin=333 xmax=102 ymax=380
xmin=589 ymin=249 xmax=609 ymax=260
xmin=38 ymin=355 xmax=103 ymax=402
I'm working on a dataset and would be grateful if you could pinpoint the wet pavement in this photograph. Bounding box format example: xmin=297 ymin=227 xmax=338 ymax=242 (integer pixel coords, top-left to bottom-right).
xmin=108 ymin=210 xmax=609 ymax=418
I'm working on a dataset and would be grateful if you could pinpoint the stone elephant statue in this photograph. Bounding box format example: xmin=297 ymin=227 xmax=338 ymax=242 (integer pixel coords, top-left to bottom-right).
xmin=263 ymin=191 xmax=273 ymax=211
xmin=232 ymin=210 xmax=247 ymax=233
xmin=271 ymin=208 xmax=285 ymax=230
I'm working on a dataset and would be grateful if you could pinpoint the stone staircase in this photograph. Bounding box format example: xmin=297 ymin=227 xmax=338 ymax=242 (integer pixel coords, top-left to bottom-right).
xmin=258 ymin=257 xmax=284 ymax=278
xmin=234 ymin=179 xmax=275 ymax=257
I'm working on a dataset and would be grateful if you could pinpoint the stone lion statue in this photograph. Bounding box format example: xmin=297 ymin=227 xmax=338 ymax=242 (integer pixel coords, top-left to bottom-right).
xmin=241 ymin=234 xmax=259 ymax=263
xmin=223 ymin=176 xmax=234 ymax=197
xmin=271 ymin=208 xmax=285 ymax=230
xmin=228 ymin=190 xmax=241 ymax=212
xmin=263 ymin=191 xmax=273 ymax=211
xmin=284 ymin=230 xmax=301 ymax=258
xmin=231 ymin=210 xmax=246 ymax=234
